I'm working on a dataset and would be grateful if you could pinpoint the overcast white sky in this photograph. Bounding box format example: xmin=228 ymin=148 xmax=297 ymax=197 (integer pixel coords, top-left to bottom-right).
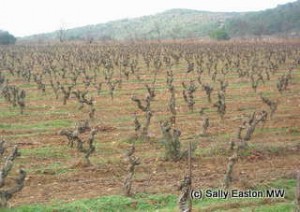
xmin=0 ymin=0 xmax=297 ymax=37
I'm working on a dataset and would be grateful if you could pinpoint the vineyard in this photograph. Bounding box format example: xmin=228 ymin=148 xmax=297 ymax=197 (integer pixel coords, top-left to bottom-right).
xmin=0 ymin=41 xmax=299 ymax=211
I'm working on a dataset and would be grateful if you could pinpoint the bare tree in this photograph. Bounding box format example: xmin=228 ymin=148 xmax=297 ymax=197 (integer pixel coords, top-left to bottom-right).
xmin=296 ymin=170 xmax=300 ymax=212
xmin=0 ymin=143 xmax=26 ymax=208
xmin=123 ymin=143 xmax=140 ymax=196
xmin=260 ymin=94 xmax=277 ymax=119
xmin=178 ymin=141 xmax=192 ymax=212
xmin=57 ymin=25 xmax=65 ymax=43
xmin=199 ymin=108 xmax=209 ymax=136
xmin=213 ymin=91 xmax=226 ymax=119
xmin=131 ymin=95 xmax=153 ymax=140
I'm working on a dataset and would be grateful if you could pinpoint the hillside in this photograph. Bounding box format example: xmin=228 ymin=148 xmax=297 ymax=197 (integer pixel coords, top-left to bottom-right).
xmin=21 ymin=9 xmax=240 ymax=41
xmin=21 ymin=0 xmax=300 ymax=41
xmin=226 ymin=0 xmax=300 ymax=37
xmin=67 ymin=9 xmax=238 ymax=40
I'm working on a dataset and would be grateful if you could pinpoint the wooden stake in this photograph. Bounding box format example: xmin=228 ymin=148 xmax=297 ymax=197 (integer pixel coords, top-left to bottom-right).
xmin=296 ymin=170 xmax=300 ymax=212
xmin=188 ymin=140 xmax=192 ymax=212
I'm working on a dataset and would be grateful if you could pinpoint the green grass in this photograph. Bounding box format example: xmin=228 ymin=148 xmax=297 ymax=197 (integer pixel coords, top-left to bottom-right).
xmin=256 ymin=127 xmax=288 ymax=134
xmin=194 ymin=140 xmax=299 ymax=159
xmin=7 ymin=178 xmax=297 ymax=211
xmin=236 ymin=142 xmax=297 ymax=157
xmin=19 ymin=146 xmax=74 ymax=175
xmin=18 ymin=83 xmax=36 ymax=88
xmin=37 ymin=162 xmax=75 ymax=175
xmin=0 ymin=109 xmax=20 ymax=117
xmin=0 ymin=119 xmax=72 ymax=131
xmin=230 ymin=81 xmax=251 ymax=89
xmin=23 ymin=161 xmax=75 ymax=175
xmin=9 ymin=194 xmax=177 ymax=212
xmin=111 ymin=114 xmax=133 ymax=123
xmin=8 ymin=191 xmax=296 ymax=212
xmin=195 ymin=143 xmax=229 ymax=157
xmin=258 ymin=126 xmax=300 ymax=137
xmin=264 ymin=179 xmax=296 ymax=201
xmin=249 ymin=203 xmax=294 ymax=211
xmin=21 ymin=145 xmax=71 ymax=159
xmin=3 ymin=131 xmax=53 ymax=139
xmin=44 ymin=109 xmax=70 ymax=115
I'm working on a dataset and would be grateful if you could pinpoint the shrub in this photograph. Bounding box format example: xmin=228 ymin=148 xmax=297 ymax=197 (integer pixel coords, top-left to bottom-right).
xmin=209 ymin=28 xmax=230 ymax=41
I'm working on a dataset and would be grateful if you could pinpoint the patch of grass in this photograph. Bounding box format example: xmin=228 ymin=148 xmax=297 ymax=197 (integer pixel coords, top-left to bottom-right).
xmin=21 ymin=145 xmax=70 ymax=159
xmin=0 ymin=123 xmax=14 ymax=129
xmin=120 ymin=137 xmax=144 ymax=144
xmin=238 ymin=144 xmax=257 ymax=157
xmin=195 ymin=143 xmax=229 ymax=157
xmin=0 ymin=119 xmax=72 ymax=131
xmin=9 ymin=179 xmax=296 ymax=211
xmin=131 ymin=193 xmax=177 ymax=211
xmin=44 ymin=109 xmax=70 ymax=115
xmin=238 ymin=142 xmax=298 ymax=157
xmin=0 ymin=109 xmax=20 ymax=117
xmin=40 ymin=162 xmax=74 ymax=175
xmin=18 ymin=83 xmax=36 ymax=88
xmin=288 ymin=127 xmax=300 ymax=136
xmin=196 ymin=198 xmax=274 ymax=211
xmin=4 ymin=131 xmax=53 ymax=139
xmin=13 ymin=192 xmax=279 ymax=212
xmin=194 ymin=139 xmax=297 ymax=158
xmin=217 ymin=132 xmax=232 ymax=139
xmin=10 ymin=194 xmax=177 ymax=212
xmin=230 ymin=81 xmax=250 ymax=89
xmin=26 ymin=161 xmax=74 ymax=175
xmin=33 ymin=119 xmax=73 ymax=129
xmin=111 ymin=114 xmax=133 ymax=123
xmin=256 ymin=127 xmax=287 ymax=134
xmin=264 ymin=179 xmax=296 ymax=200
xmin=246 ymin=202 xmax=294 ymax=211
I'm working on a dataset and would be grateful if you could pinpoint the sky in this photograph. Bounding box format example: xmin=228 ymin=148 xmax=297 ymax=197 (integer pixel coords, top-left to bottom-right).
xmin=0 ymin=0 xmax=297 ymax=37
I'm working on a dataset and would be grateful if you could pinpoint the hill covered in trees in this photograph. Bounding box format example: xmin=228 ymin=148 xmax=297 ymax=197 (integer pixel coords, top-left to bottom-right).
xmin=23 ymin=9 xmax=239 ymax=41
xmin=0 ymin=30 xmax=17 ymax=44
xmin=21 ymin=0 xmax=300 ymax=42
xmin=227 ymin=0 xmax=300 ymax=37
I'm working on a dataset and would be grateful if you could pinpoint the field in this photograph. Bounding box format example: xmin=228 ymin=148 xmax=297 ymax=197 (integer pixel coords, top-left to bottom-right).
xmin=0 ymin=40 xmax=299 ymax=211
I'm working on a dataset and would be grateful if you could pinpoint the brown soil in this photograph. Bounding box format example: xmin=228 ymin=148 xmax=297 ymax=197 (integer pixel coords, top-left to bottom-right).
xmin=0 ymin=43 xmax=298 ymax=207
